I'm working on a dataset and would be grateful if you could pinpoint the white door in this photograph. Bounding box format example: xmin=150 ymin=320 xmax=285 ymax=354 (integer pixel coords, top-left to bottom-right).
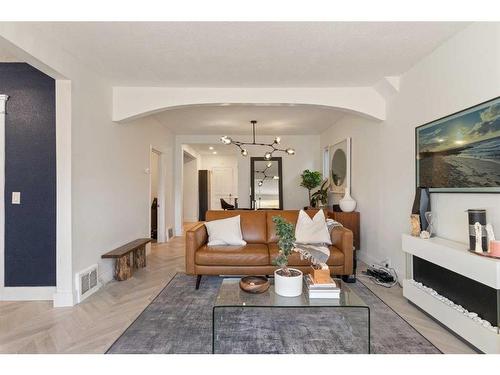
xmin=211 ymin=167 xmax=234 ymax=210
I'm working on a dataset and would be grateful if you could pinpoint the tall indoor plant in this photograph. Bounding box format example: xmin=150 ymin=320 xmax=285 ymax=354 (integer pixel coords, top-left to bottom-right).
xmin=300 ymin=169 xmax=322 ymax=207
xmin=272 ymin=216 xmax=303 ymax=297
xmin=311 ymin=179 xmax=330 ymax=208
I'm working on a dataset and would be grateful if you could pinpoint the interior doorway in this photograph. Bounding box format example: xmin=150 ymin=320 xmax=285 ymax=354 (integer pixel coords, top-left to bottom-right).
xmin=150 ymin=149 xmax=161 ymax=242
xmin=183 ymin=150 xmax=199 ymax=228
xmin=211 ymin=166 xmax=236 ymax=210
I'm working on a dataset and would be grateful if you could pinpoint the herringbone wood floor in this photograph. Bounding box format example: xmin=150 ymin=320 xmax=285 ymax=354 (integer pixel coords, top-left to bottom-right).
xmin=0 ymin=229 xmax=475 ymax=354
xmin=0 ymin=236 xmax=186 ymax=354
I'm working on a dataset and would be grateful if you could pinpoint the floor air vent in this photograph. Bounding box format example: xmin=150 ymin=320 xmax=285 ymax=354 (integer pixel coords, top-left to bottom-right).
xmin=168 ymin=228 xmax=174 ymax=239
xmin=76 ymin=264 xmax=100 ymax=303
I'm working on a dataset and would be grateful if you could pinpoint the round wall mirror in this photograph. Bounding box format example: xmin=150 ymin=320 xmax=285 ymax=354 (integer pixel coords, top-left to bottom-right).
xmin=331 ymin=149 xmax=347 ymax=186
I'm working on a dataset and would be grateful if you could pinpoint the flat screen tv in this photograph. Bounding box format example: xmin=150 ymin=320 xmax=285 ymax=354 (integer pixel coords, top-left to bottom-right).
xmin=415 ymin=96 xmax=500 ymax=193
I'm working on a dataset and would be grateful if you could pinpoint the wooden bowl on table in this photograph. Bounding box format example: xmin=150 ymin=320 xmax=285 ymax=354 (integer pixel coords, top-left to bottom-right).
xmin=239 ymin=276 xmax=270 ymax=294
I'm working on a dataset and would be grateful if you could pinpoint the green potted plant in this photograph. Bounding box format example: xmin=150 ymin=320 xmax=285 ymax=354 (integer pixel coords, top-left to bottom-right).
xmin=272 ymin=216 xmax=302 ymax=297
xmin=311 ymin=179 xmax=330 ymax=208
xmin=300 ymin=169 xmax=322 ymax=207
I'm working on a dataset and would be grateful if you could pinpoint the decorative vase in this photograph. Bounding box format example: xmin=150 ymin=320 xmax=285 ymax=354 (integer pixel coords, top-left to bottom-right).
xmin=467 ymin=209 xmax=487 ymax=252
xmin=339 ymin=190 xmax=356 ymax=212
xmin=274 ymin=268 xmax=303 ymax=297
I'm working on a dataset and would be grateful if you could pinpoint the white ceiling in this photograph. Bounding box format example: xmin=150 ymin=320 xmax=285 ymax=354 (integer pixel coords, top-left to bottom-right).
xmin=187 ymin=143 xmax=235 ymax=156
xmin=153 ymin=104 xmax=345 ymax=135
xmin=30 ymin=22 xmax=467 ymax=87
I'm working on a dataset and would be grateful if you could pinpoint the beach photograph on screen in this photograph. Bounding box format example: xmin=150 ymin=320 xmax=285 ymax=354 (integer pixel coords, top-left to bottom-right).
xmin=416 ymin=97 xmax=500 ymax=191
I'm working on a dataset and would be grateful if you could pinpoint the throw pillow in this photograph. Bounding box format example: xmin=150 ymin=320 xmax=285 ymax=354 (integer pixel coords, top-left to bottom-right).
xmin=205 ymin=215 xmax=247 ymax=246
xmin=295 ymin=210 xmax=332 ymax=245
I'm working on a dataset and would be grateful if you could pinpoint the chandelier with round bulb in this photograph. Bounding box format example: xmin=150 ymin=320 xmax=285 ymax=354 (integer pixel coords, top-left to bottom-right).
xmin=220 ymin=120 xmax=295 ymax=159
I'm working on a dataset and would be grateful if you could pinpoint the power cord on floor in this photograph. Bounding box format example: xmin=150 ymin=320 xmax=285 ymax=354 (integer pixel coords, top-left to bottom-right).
xmin=362 ymin=264 xmax=401 ymax=288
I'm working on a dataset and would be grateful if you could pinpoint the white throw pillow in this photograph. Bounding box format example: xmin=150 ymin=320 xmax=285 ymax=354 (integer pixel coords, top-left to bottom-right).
xmin=295 ymin=210 xmax=332 ymax=245
xmin=205 ymin=215 xmax=247 ymax=246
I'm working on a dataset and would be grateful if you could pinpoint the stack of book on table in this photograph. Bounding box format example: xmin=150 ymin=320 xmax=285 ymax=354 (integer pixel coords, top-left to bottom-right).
xmin=305 ymin=274 xmax=340 ymax=299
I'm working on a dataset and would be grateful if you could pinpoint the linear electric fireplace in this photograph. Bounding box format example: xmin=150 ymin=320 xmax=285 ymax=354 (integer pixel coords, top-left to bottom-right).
xmin=402 ymin=234 xmax=500 ymax=353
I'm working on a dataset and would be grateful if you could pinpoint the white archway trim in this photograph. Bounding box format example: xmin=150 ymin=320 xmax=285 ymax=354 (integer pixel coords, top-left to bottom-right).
xmin=0 ymin=94 xmax=7 ymax=113
xmin=374 ymin=76 xmax=401 ymax=100
xmin=0 ymin=95 xmax=8 ymax=297
xmin=53 ymin=80 xmax=74 ymax=307
xmin=112 ymin=87 xmax=386 ymax=123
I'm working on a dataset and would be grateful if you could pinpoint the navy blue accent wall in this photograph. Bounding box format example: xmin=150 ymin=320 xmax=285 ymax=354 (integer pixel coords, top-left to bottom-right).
xmin=0 ymin=63 xmax=56 ymax=286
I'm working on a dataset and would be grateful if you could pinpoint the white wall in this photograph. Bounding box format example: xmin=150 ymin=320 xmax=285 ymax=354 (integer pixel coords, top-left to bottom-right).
xmin=321 ymin=23 xmax=500 ymax=274
xmin=321 ymin=115 xmax=381 ymax=260
xmin=174 ymin=135 xmax=321 ymax=234
xmin=73 ymin=112 xmax=174 ymax=284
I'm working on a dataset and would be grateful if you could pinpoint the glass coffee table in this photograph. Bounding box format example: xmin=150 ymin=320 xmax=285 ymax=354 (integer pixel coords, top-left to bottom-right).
xmin=213 ymin=278 xmax=370 ymax=354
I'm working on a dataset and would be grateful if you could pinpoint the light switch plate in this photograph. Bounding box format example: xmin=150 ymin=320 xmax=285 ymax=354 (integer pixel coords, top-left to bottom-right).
xmin=12 ymin=192 xmax=20 ymax=204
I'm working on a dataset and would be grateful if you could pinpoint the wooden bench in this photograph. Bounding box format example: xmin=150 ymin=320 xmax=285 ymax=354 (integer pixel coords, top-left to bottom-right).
xmin=102 ymin=238 xmax=152 ymax=281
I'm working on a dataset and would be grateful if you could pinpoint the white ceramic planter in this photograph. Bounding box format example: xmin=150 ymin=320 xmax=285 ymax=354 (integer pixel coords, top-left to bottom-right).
xmin=274 ymin=268 xmax=303 ymax=297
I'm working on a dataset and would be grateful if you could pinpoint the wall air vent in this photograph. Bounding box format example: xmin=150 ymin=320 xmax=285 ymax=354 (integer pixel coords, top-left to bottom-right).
xmin=75 ymin=264 xmax=100 ymax=303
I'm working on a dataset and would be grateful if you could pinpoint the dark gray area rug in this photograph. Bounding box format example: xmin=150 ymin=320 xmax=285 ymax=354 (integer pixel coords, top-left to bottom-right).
xmin=106 ymin=273 xmax=440 ymax=354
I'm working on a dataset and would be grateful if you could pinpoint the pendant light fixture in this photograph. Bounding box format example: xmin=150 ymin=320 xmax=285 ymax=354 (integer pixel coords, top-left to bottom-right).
xmin=220 ymin=120 xmax=295 ymax=159
xmin=255 ymin=161 xmax=280 ymax=187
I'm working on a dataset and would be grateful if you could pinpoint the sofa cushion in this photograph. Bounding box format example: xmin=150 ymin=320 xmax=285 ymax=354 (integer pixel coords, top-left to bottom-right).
xmin=268 ymin=243 xmax=344 ymax=266
xmin=206 ymin=210 xmax=267 ymax=244
xmin=196 ymin=243 xmax=269 ymax=266
xmin=266 ymin=209 xmax=325 ymax=243
xmin=205 ymin=215 xmax=246 ymax=246
xmin=295 ymin=209 xmax=332 ymax=245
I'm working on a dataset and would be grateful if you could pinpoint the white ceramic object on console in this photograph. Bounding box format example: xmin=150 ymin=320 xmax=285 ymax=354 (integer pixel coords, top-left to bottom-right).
xmin=274 ymin=268 xmax=303 ymax=297
xmin=420 ymin=230 xmax=431 ymax=239
xmin=339 ymin=190 xmax=356 ymax=212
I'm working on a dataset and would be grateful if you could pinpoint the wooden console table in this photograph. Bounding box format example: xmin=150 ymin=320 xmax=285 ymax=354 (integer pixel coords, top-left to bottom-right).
xmin=328 ymin=211 xmax=360 ymax=280
xmin=328 ymin=211 xmax=360 ymax=250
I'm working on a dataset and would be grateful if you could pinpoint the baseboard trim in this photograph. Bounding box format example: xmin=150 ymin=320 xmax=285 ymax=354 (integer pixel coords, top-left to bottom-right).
xmin=0 ymin=286 xmax=56 ymax=301
xmin=357 ymin=250 xmax=380 ymax=267
xmin=100 ymin=268 xmax=114 ymax=286
xmin=53 ymin=290 xmax=75 ymax=307
xmin=357 ymin=251 xmax=403 ymax=280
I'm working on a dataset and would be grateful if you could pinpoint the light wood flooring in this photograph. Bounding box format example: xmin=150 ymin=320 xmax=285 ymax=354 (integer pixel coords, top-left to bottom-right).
xmin=0 ymin=237 xmax=185 ymax=354
xmin=0 ymin=234 xmax=477 ymax=354
xmin=356 ymin=263 xmax=476 ymax=354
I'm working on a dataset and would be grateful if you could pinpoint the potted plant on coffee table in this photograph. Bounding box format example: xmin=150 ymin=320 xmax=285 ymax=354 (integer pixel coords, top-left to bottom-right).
xmin=272 ymin=216 xmax=303 ymax=297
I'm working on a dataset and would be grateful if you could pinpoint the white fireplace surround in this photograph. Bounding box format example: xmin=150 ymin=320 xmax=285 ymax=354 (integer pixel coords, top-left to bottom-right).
xmin=402 ymin=234 xmax=500 ymax=353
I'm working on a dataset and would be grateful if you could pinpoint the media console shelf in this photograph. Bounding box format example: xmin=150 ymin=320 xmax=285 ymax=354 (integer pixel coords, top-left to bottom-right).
xmin=402 ymin=234 xmax=500 ymax=353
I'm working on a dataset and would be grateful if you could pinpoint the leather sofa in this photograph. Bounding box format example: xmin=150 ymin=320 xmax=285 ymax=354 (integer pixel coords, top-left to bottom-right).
xmin=186 ymin=210 xmax=353 ymax=288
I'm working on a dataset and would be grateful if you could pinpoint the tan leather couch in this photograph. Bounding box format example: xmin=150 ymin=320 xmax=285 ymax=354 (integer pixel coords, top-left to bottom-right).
xmin=186 ymin=210 xmax=353 ymax=287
